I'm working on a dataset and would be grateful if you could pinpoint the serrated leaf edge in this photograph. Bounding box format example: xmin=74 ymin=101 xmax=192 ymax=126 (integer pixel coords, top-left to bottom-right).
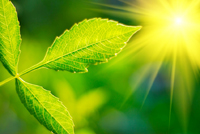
xmin=41 ymin=18 xmax=141 ymax=72
xmin=0 ymin=0 xmax=22 ymax=76
xmin=16 ymin=78 xmax=74 ymax=134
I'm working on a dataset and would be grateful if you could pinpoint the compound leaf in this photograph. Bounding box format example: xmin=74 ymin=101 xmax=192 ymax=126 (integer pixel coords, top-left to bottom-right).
xmin=0 ymin=0 xmax=21 ymax=76
xmin=16 ymin=78 xmax=74 ymax=134
xmin=36 ymin=18 xmax=141 ymax=73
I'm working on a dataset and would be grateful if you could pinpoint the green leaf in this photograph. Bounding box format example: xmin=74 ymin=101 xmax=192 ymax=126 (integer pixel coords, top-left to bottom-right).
xmin=16 ymin=78 xmax=74 ymax=134
xmin=26 ymin=18 xmax=140 ymax=73
xmin=0 ymin=0 xmax=21 ymax=76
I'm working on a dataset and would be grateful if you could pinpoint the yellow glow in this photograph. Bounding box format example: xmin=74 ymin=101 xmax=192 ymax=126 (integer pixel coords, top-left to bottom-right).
xmin=93 ymin=0 xmax=200 ymax=130
xmin=123 ymin=0 xmax=200 ymax=128
xmin=175 ymin=17 xmax=183 ymax=26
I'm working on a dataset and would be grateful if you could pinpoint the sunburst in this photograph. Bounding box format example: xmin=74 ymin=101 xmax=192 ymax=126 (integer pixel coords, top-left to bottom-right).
xmin=92 ymin=0 xmax=200 ymax=130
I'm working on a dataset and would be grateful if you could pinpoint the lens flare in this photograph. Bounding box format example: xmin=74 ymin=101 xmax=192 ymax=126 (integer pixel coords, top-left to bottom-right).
xmin=92 ymin=0 xmax=200 ymax=130
xmin=175 ymin=17 xmax=183 ymax=25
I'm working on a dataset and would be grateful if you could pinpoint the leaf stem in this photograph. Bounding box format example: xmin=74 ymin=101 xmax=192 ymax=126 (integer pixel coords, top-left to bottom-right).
xmin=0 ymin=76 xmax=16 ymax=86
xmin=18 ymin=61 xmax=44 ymax=77
xmin=0 ymin=61 xmax=44 ymax=87
xmin=0 ymin=61 xmax=43 ymax=86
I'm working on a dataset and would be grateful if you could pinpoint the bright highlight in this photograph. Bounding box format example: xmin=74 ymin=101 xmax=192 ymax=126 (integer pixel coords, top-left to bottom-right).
xmin=94 ymin=0 xmax=200 ymax=130
xmin=175 ymin=17 xmax=183 ymax=25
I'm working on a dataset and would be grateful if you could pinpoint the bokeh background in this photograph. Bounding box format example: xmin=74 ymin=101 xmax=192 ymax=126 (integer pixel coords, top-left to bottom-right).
xmin=0 ymin=0 xmax=200 ymax=134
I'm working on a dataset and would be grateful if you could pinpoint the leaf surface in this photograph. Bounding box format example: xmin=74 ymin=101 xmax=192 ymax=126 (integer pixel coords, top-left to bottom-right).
xmin=38 ymin=18 xmax=141 ymax=73
xmin=16 ymin=78 xmax=74 ymax=134
xmin=0 ymin=0 xmax=21 ymax=76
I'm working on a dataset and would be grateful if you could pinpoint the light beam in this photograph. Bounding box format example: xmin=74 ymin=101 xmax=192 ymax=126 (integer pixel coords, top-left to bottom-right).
xmin=92 ymin=0 xmax=200 ymax=131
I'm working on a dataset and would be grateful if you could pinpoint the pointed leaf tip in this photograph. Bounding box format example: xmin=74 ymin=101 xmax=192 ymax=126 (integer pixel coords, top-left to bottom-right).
xmin=16 ymin=78 xmax=74 ymax=134
xmin=39 ymin=18 xmax=141 ymax=73
xmin=0 ymin=0 xmax=21 ymax=76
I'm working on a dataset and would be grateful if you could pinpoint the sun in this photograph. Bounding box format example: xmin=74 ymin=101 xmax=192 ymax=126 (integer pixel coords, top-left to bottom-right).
xmin=92 ymin=0 xmax=200 ymax=130
xmin=175 ymin=17 xmax=183 ymax=25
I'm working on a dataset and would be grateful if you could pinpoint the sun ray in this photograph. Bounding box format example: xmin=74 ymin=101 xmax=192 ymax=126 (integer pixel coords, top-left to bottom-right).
xmin=91 ymin=0 xmax=200 ymax=131
xmin=140 ymin=61 xmax=162 ymax=109
xmin=169 ymin=43 xmax=177 ymax=128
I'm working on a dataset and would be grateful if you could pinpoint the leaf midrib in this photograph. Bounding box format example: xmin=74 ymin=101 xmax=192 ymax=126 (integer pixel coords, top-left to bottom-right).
xmin=42 ymin=29 xmax=135 ymax=66
xmin=1 ymin=0 xmax=16 ymax=72
xmin=20 ymin=79 xmax=70 ymax=134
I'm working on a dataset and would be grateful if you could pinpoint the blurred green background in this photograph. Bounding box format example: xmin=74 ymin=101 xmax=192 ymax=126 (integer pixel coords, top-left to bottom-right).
xmin=0 ymin=0 xmax=200 ymax=134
